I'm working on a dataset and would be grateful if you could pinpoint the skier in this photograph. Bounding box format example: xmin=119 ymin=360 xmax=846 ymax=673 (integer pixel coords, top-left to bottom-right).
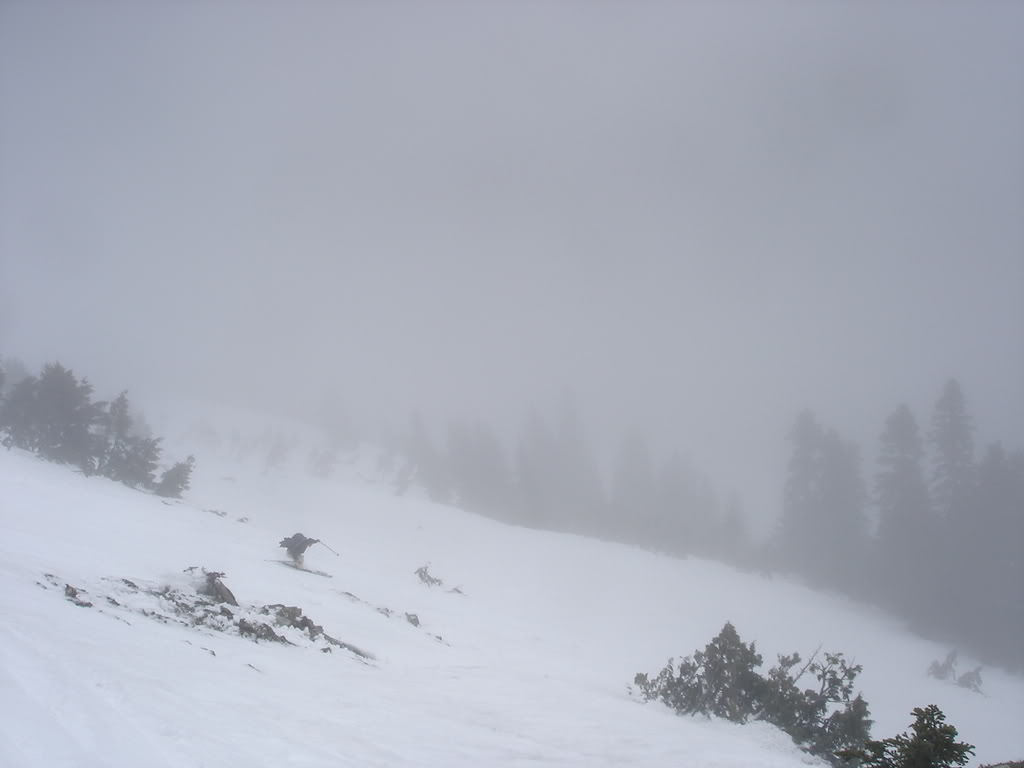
xmin=279 ymin=532 xmax=320 ymax=569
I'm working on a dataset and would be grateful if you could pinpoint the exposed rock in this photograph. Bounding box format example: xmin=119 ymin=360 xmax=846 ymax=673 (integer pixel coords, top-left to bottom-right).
xmin=238 ymin=618 xmax=291 ymax=644
xmin=64 ymin=584 xmax=93 ymax=608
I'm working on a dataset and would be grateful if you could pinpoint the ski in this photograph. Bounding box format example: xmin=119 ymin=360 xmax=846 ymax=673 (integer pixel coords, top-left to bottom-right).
xmin=273 ymin=560 xmax=333 ymax=578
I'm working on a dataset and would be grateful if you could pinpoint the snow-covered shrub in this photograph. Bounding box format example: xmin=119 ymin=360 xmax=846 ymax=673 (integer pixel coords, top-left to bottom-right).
xmin=840 ymin=705 xmax=974 ymax=768
xmin=634 ymin=621 xmax=871 ymax=764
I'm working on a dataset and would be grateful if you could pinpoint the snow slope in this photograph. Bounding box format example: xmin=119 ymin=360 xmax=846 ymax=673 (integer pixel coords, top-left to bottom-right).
xmin=1 ymin=432 xmax=1021 ymax=768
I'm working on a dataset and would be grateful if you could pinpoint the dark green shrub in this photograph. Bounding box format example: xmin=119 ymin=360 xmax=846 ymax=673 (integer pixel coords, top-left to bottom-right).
xmin=840 ymin=705 xmax=974 ymax=768
xmin=635 ymin=622 xmax=872 ymax=763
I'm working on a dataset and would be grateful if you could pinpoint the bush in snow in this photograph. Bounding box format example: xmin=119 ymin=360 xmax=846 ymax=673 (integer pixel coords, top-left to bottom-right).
xmin=634 ymin=621 xmax=872 ymax=764
xmin=839 ymin=705 xmax=974 ymax=768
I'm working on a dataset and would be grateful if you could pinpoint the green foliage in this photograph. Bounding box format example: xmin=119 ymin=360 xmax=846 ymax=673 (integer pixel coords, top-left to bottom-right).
xmin=635 ymin=622 xmax=872 ymax=764
xmin=840 ymin=705 xmax=974 ymax=768
xmin=636 ymin=621 xmax=764 ymax=721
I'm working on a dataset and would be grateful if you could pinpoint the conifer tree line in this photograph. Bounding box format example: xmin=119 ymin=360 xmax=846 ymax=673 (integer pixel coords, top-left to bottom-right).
xmin=391 ymin=379 xmax=1022 ymax=672
xmin=0 ymin=356 xmax=194 ymax=498
xmin=391 ymin=397 xmax=750 ymax=566
xmin=771 ymin=379 xmax=1024 ymax=671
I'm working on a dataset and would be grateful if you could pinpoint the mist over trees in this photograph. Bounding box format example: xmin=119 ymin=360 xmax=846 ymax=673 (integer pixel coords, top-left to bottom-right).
xmin=0 ymin=356 xmax=195 ymax=498
xmin=387 ymin=376 xmax=1021 ymax=672
xmin=4 ymin=349 xmax=1019 ymax=671
xmin=392 ymin=396 xmax=743 ymax=565
xmin=768 ymin=379 xmax=1023 ymax=671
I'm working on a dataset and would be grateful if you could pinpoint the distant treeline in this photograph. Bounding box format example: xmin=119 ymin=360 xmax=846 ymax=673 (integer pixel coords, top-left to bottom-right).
xmin=387 ymin=380 xmax=1023 ymax=672
xmin=771 ymin=379 xmax=1024 ymax=672
xmin=0 ymin=356 xmax=194 ymax=498
xmin=387 ymin=399 xmax=749 ymax=566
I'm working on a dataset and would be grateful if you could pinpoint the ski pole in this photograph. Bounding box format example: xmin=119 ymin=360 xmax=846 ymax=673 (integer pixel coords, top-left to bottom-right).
xmin=318 ymin=541 xmax=340 ymax=556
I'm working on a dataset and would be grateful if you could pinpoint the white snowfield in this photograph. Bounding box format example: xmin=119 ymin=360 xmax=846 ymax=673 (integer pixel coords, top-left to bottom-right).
xmin=1 ymin=432 xmax=1022 ymax=768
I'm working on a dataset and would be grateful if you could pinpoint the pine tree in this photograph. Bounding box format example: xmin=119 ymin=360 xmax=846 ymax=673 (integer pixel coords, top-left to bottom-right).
xmin=776 ymin=412 xmax=868 ymax=593
xmin=97 ymin=391 xmax=162 ymax=489
xmin=402 ymin=414 xmax=451 ymax=503
xmin=446 ymin=420 xmax=514 ymax=521
xmin=0 ymin=356 xmax=29 ymax=392
xmin=776 ymin=410 xmax=824 ymax=569
xmin=515 ymin=408 xmax=558 ymax=529
xmin=844 ymin=705 xmax=974 ymax=768
xmin=122 ymin=436 xmax=163 ymax=489
xmin=551 ymin=395 xmax=606 ymax=535
xmin=965 ymin=442 xmax=1024 ymax=667
xmin=872 ymin=404 xmax=935 ymax=618
xmin=0 ymin=375 xmax=40 ymax=450
xmin=31 ymin=363 xmax=103 ymax=471
xmin=656 ymin=453 xmax=709 ymax=556
xmin=927 ymin=379 xmax=977 ymax=640
xmin=929 ymin=379 xmax=975 ymax=521
xmin=156 ymin=456 xmax=195 ymax=498
xmin=609 ymin=429 xmax=658 ymax=546
xmin=817 ymin=429 xmax=869 ymax=595
xmin=718 ymin=493 xmax=750 ymax=565
xmin=99 ymin=391 xmax=133 ymax=481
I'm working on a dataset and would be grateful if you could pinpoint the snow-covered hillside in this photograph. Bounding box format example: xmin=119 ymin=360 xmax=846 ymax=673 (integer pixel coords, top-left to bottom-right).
xmin=1 ymin=426 xmax=1021 ymax=768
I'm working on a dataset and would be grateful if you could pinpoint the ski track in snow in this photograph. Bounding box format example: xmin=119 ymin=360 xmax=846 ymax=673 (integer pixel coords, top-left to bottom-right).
xmin=1 ymin=433 xmax=1022 ymax=768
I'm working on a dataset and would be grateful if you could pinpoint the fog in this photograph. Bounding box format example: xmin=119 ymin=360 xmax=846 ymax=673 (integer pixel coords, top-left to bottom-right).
xmin=2 ymin=1 xmax=1023 ymax=528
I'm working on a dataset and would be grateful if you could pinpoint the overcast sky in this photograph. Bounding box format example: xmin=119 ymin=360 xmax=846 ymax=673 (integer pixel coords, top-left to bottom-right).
xmin=1 ymin=1 xmax=1022 ymax=525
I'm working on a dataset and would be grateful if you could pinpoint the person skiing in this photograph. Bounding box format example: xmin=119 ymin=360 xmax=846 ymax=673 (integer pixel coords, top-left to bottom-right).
xmin=279 ymin=532 xmax=320 ymax=569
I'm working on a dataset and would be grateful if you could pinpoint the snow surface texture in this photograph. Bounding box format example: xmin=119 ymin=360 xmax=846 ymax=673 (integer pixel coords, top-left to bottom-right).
xmin=1 ymin=421 xmax=1022 ymax=768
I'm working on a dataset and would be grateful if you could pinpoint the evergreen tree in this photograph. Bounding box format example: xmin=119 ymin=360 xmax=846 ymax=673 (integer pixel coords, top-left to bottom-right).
xmin=872 ymin=404 xmax=935 ymax=618
xmin=776 ymin=411 xmax=868 ymax=593
xmin=402 ymin=414 xmax=451 ymax=503
xmin=123 ymin=437 xmax=163 ymax=489
xmin=551 ymin=395 xmax=606 ymax=535
xmin=446 ymin=420 xmax=514 ymax=521
xmin=656 ymin=452 xmax=704 ymax=556
xmin=776 ymin=410 xmax=824 ymax=569
xmin=609 ymin=429 xmax=658 ymax=546
xmin=717 ymin=493 xmax=750 ymax=565
xmin=965 ymin=442 xmax=1024 ymax=667
xmin=0 ymin=375 xmax=40 ymax=450
xmin=843 ymin=705 xmax=974 ymax=768
xmin=156 ymin=456 xmax=195 ymax=498
xmin=515 ymin=408 xmax=558 ymax=529
xmin=928 ymin=379 xmax=975 ymax=521
xmin=817 ymin=429 xmax=869 ymax=594
xmin=0 ymin=356 xmax=29 ymax=392
xmin=99 ymin=391 xmax=133 ymax=480
xmin=96 ymin=391 xmax=162 ymax=489
xmin=1005 ymin=449 xmax=1024 ymax=670
xmin=637 ymin=622 xmax=871 ymax=762
xmin=927 ymin=379 xmax=977 ymax=639
xmin=31 ymin=363 xmax=102 ymax=471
